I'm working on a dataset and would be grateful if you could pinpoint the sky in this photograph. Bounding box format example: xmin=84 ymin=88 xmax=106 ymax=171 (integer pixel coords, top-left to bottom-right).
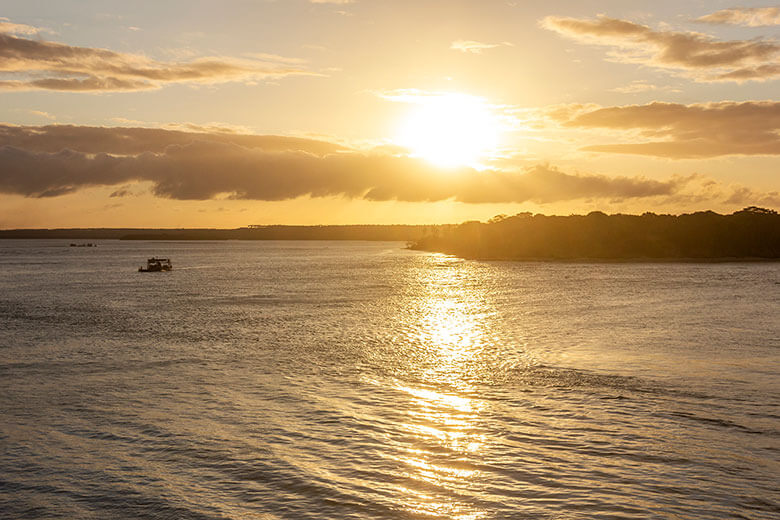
xmin=0 ymin=0 xmax=779 ymax=228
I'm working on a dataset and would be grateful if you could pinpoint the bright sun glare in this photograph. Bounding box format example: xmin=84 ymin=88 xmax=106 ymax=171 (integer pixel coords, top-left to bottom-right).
xmin=395 ymin=93 xmax=501 ymax=168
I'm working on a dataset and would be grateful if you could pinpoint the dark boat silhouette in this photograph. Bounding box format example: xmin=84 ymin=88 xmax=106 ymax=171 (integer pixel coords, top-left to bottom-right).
xmin=138 ymin=257 xmax=172 ymax=272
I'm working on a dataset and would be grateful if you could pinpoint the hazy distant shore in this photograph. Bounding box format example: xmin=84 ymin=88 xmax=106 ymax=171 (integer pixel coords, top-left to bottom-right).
xmin=0 ymin=224 xmax=445 ymax=242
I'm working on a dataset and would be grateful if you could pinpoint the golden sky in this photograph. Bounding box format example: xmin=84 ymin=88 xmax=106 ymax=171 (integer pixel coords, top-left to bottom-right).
xmin=1 ymin=1 xmax=779 ymax=227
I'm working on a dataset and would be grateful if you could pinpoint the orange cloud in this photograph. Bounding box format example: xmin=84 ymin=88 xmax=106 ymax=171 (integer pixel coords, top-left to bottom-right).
xmin=0 ymin=17 xmax=44 ymax=35
xmin=541 ymin=15 xmax=780 ymax=82
xmin=553 ymin=101 xmax=780 ymax=158
xmin=0 ymin=124 xmax=344 ymax=155
xmin=697 ymin=7 xmax=780 ymax=27
xmin=0 ymin=125 xmax=685 ymax=203
xmin=0 ymin=27 xmax=310 ymax=92
xmin=450 ymin=40 xmax=511 ymax=54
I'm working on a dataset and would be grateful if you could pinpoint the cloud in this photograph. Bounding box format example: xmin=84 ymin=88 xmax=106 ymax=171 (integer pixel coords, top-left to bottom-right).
xmin=0 ymin=17 xmax=45 ymax=35
xmin=106 ymin=117 xmax=255 ymax=135
xmin=609 ymin=80 xmax=679 ymax=94
xmin=451 ymin=165 xmax=686 ymax=204
xmin=696 ymin=7 xmax=780 ymax=27
xmin=27 ymin=110 xmax=56 ymax=120
xmin=552 ymin=101 xmax=780 ymax=158
xmin=450 ymin=40 xmax=511 ymax=54
xmin=0 ymin=124 xmax=345 ymax=155
xmin=109 ymin=187 xmax=132 ymax=198
xmin=0 ymin=26 xmax=310 ymax=92
xmin=163 ymin=122 xmax=256 ymax=135
xmin=722 ymin=185 xmax=780 ymax=206
xmin=0 ymin=124 xmax=689 ymax=204
xmin=715 ymin=63 xmax=780 ymax=82
xmin=541 ymin=15 xmax=780 ymax=82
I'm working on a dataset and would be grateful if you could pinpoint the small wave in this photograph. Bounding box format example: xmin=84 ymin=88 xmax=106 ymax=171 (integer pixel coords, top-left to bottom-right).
xmin=509 ymin=364 xmax=645 ymax=393
xmin=664 ymin=410 xmax=771 ymax=436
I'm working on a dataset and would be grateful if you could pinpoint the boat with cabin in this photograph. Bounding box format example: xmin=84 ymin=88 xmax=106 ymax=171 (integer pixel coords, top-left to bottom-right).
xmin=138 ymin=257 xmax=172 ymax=272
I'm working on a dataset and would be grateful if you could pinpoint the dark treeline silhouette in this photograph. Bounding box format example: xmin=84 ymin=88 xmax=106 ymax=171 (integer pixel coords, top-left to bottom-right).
xmin=123 ymin=225 xmax=445 ymax=241
xmin=410 ymin=207 xmax=780 ymax=260
xmin=0 ymin=225 xmax=447 ymax=241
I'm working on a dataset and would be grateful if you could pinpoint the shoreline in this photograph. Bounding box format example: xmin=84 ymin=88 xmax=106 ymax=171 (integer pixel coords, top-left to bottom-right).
xmin=410 ymin=249 xmax=780 ymax=263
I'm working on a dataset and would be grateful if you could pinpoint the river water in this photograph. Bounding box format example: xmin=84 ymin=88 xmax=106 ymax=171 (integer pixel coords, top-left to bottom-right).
xmin=0 ymin=240 xmax=778 ymax=519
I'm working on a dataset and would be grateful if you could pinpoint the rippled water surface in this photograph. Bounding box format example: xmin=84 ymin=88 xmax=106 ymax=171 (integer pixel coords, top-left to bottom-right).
xmin=1 ymin=240 xmax=778 ymax=519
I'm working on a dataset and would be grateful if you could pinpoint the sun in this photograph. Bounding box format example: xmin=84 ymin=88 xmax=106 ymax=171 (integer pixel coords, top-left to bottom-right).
xmin=394 ymin=93 xmax=501 ymax=168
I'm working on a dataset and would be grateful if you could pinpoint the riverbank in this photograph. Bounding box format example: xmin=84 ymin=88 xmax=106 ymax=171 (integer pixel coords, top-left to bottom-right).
xmin=409 ymin=207 xmax=780 ymax=261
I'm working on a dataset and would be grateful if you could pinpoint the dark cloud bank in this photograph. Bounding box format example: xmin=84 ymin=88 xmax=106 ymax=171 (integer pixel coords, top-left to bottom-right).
xmin=0 ymin=124 xmax=682 ymax=203
xmin=555 ymin=101 xmax=780 ymax=158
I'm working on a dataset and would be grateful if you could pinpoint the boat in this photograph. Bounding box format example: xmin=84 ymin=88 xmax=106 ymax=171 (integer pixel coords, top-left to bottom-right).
xmin=138 ymin=257 xmax=172 ymax=272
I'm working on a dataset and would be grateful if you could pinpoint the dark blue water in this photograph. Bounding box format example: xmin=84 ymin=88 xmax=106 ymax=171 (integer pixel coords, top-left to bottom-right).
xmin=1 ymin=240 xmax=778 ymax=519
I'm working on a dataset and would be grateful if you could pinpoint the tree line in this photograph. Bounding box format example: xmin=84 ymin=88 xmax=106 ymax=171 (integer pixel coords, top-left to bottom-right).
xmin=0 ymin=225 xmax=445 ymax=241
xmin=409 ymin=207 xmax=780 ymax=260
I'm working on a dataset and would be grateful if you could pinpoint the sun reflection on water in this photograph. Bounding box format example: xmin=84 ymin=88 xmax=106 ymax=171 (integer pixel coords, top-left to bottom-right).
xmin=388 ymin=255 xmax=496 ymax=519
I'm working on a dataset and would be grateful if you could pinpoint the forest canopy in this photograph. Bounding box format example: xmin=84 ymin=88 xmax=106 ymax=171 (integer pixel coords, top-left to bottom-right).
xmin=409 ymin=207 xmax=780 ymax=260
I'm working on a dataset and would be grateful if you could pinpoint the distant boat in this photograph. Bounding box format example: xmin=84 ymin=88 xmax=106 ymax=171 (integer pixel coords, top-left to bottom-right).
xmin=138 ymin=257 xmax=172 ymax=272
xmin=70 ymin=243 xmax=96 ymax=247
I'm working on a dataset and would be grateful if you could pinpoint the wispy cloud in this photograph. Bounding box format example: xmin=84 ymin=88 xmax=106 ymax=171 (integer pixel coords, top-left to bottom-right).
xmin=0 ymin=17 xmax=47 ymax=36
xmin=609 ymin=80 xmax=679 ymax=94
xmin=0 ymin=124 xmax=690 ymax=204
xmin=108 ymin=117 xmax=255 ymax=134
xmin=27 ymin=110 xmax=56 ymax=120
xmin=541 ymin=15 xmax=780 ymax=82
xmin=551 ymin=101 xmax=780 ymax=158
xmin=243 ymin=52 xmax=308 ymax=65
xmin=0 ymin=21 xmax=311 ymax=92
xmin=450 ymin=40 xmax=512 ymax=54
xmin=696 ymin=7 xmax=780 ymax=27
xmin=722 ymin=184 xmax=780 ymax=207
